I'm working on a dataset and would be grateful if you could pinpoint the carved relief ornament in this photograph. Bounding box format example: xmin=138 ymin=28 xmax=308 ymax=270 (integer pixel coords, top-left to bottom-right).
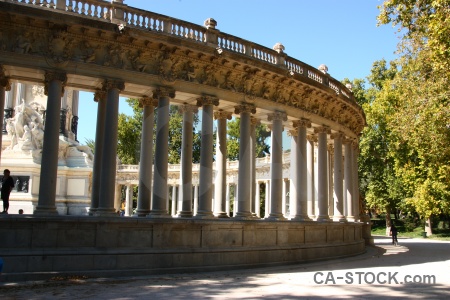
xmin=214 ymin=110 xmax=232 ymax=120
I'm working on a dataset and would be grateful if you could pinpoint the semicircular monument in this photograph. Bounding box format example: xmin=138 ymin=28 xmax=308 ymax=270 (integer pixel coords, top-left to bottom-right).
xmin=0 ymin=0 xmax=371 ymax=281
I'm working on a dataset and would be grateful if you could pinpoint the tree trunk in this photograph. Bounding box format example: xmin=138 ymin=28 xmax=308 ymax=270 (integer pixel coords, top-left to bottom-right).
xmin=425 ymin=217 xmax=433 ymax=236
xmin=385 ymin=205 xmax=392 ymax=236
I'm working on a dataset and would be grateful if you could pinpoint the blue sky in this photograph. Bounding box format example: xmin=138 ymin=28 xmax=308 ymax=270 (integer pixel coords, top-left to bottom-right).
xmin=77 ymin=0 xmax=399 ymax=145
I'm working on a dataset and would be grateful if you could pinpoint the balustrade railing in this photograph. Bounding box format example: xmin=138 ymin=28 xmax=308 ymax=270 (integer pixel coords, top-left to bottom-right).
xmin=7 ymin=0 xmax=355 ymax=103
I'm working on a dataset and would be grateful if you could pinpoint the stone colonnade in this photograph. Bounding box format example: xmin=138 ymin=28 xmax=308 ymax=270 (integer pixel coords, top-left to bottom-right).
xmin=0 ymin=77 xmax=361 ymax=221
xmin=0 ymin=71 xmax=361 ymax=222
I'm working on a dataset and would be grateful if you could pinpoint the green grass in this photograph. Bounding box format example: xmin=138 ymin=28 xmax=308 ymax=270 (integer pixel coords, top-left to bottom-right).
xmin=370 ymin=219 xmax=450 ymax=241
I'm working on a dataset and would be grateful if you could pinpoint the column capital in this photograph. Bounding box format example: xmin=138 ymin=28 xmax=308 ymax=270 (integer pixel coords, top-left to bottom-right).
xmin=234 ymin=102 xmax=256 ymax=115
xmin=214 ymin=110 xmax=232 ymax=120
xmin=307 ymin=134 xmax=317 ymax=143
xmin=153 ymin=86 xmax=175 ymax=99
xmin=292 ymin=118 xmax=311 ymax=129
xmin=352 ymin=139 xmax=360 ymax=151
xmin=0 ymin=66 xmax=11 ymax=91
xmin=331 ymin=132 xmax=345 ymax=140
xmin=44 ymin=71 xmax=67 ymax=95
xmin=138 ymin=96 xmax=158 ymax=108
xmin=250 ymin=116 xmax=261 ymax=126
xmin=267 ymin=111 xmax=287 ymax=122
xmin=102 ymin=79 xmax=125 ymax=92
xmin=179 ymin=103 xmax=199 ymax=114
xmin=343 ymin=137 xmax=353 ymax=144
xmin=314 ymin=125 xmax=331 ymax=135
xmin=327 ymin=144 xmax=334 ymax=152
xmin=288 ymin=129 xmax=298 ymax=137
xmin=196 ymin=95 xmax=219 ymax=107
xmin=93 ymin=89 xmax=106 ymax=102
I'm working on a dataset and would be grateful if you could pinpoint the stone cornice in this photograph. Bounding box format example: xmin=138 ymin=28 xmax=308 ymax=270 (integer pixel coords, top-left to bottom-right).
xmin=0 ymin=2 xmax=366 ymax=136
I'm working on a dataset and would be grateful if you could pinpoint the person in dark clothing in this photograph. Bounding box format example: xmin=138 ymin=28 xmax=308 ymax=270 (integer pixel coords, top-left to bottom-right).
xmin=1 ymin=169 xmax=15 ymax=214
xmin=390 ymin=224 xmax=398 ymax=245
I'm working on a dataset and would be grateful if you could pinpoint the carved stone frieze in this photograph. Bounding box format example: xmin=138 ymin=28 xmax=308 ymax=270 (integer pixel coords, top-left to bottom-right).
xmin=0 ymin=8 xmax=365 ymax=136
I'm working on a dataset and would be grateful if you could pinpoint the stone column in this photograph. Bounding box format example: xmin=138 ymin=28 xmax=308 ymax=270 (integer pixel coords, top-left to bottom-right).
xmin=290 ymin=120 xmax=311 ymax=221
xmin=307 ymin=135 xmax=316 ymax=218
xmin=235 ymin=103 xmax=256 ymax=219
xmin=0 ymin=67 xmax=11 ymax=163
xmin=250 ymin=117 xmax=260 ymax=217
xmin=195 ymin=95 xmax=219 ymax=218
xmin=282 ymin=179 xmax=287 ymax=216
xmin=71 ymin=90 xmax=79 ymax=141
xmin=213 ymin=110 xmax=232 ymax=218
xmin=267 ymin=111 xmax=287 ymax=220
xmin=225 ymin=183 xmax=231 ymax=216
xmin=352 ymin=140 xmax=360 ymax=221
xmin=114 ymin=184 xmax=122 ymax=213
xmin=332 ymin=133 xmax=346 ymax=222
xmin=264 ymin=180 xmax=270 ymax=218
xmin=96 ymin=79 xmax=124 ymax=217
xmin=344 ymin=138 xmax=354 ymax=221
xmin=328 ymin=144 xmax=334 ymax=217
xmin=193 ymin=184 xmax=199 ymax=215
xmin=34 ymin=71 xmax=67 ymax=215
xmin=125 ymin=184 xmax=133 ymax=216
xmin=177 ymin=104 xmax=198 ymax=218
xmin=315 ymin=126 xmax=331 ymax=221
xmin=149 ymin=87 xmax=175 ymax=217
xmin=255 ymin=181 xmax=260 ymax=218
xmin=171 ymin=185 xmax=177 ymax=216
xmin=89 ymin=90 xmax=107 ymax=215
xmin=136 ymin=97 xmax=156 ymax=216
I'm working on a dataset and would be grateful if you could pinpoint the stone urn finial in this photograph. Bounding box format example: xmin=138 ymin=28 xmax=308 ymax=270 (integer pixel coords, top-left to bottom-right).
xmin=273 ymin=42 xmax=285 ymax=54
xmin=204 ymin=18 xmax=217 ymax=29
xmin=318 ymin=64 xmax=328 ymax=74
xmin=345 ymin=83 xmax=353 ymax=91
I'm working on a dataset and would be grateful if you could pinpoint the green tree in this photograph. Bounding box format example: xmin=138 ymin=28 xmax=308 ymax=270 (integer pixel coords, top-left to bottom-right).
xmin=117 ymin=99 xmax=202 ymax=165
xmin=226 ymin=118 xmax=270 ymax=161
xmin=378 ymin=0 xmax=450 ymax=235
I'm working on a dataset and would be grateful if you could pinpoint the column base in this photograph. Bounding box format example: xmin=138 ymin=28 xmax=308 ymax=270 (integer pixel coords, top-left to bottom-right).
xmin=290 ymin=215 xmax=312 ymax=222
xmin=148 ymin=210 xmax=170 ymax=218
xmin=214 ymin=212 xmax=229 ymax=218
xmin=346 ymin=216 xmax=356 ymax=222
xmin=176 ymin=211 xmax=194 ymax=218
xmin=333 ymin=215 xmax=347 ymax=222
xmin=316 ymin=215 xmax=331 ymax=222
xmin=234 ymin=211 xmax=253 ymax=220
xmin=194 ymin=211 xmax=215 ymax=219
xmin=94 ymin=208 xmax=118 ymax=217
xmin=34 ymin=206 xmax=59 ymax=216
xmin=88 ymin=208 xmax=96 ymax=216
xmin=133 ymin=209 xmax=151 ymax=217
xmin=266 ymin=213 xmax=286 ymax=221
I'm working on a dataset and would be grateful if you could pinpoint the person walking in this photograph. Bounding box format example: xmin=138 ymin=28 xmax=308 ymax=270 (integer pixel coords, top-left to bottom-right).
xmin=390 ymin=224 xmax=398 ymax=245
xmin=1 ymin=169 xmax=15 ymax=214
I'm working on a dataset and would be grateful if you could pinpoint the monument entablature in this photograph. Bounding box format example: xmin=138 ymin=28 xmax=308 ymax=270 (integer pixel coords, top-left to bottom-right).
xmin=0 ymin=0 xmax=365 ymax=139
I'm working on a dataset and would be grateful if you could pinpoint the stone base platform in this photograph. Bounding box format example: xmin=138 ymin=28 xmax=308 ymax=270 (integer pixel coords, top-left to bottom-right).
xmin=0 ymin=216 xmax=365 ymax=282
